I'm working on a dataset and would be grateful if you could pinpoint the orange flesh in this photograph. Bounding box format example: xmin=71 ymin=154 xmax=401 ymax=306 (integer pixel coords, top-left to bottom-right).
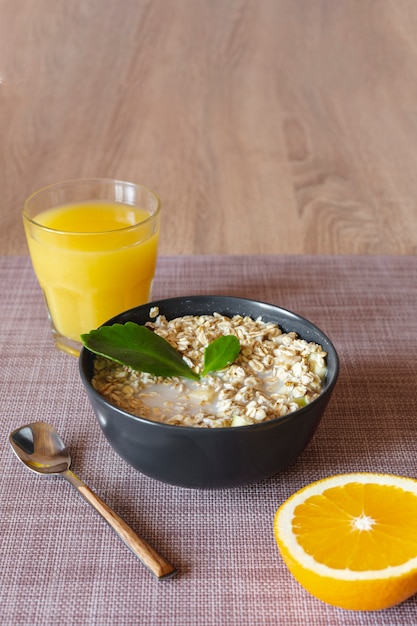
xmin=292 ymin=483 xmax=417 ymax=571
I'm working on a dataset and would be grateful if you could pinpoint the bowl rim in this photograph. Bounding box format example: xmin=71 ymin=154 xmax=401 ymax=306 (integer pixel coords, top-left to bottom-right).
xmin=79 ymin=294 xmax=339 ymax=432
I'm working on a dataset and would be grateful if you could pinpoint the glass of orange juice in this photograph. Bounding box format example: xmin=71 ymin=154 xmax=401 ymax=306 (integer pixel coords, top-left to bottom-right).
xmin=23 ymin=178 xmax=161 ymax=356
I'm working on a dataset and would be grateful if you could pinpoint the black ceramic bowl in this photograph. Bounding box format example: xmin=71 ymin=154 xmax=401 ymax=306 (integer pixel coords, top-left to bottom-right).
xmin=79 ymin=296 xmax=339 ymax=489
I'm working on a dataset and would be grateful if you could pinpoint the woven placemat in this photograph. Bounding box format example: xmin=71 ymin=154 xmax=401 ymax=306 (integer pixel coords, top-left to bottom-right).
xmin=1 ymin=255 xmax=416 ymax=626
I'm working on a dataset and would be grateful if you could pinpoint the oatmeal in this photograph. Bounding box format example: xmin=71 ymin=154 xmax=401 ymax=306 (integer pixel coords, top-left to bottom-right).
xmin=91 ymin=311 xmax=327 ymax=428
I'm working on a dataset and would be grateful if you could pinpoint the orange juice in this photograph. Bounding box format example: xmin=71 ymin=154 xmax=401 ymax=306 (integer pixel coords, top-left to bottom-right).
xmin=24 ymin=200 xmax=160 ymax=346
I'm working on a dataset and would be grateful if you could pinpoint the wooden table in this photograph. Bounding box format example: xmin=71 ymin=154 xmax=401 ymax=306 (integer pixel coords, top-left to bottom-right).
xmin=2 ymin=0 xmax=417 ymax=256
xmin=1 ymin=254 xmax=417 ymax=625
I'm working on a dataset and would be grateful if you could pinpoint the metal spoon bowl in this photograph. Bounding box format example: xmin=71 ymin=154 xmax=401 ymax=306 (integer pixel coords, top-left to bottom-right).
xmin=10 ymin=421 xmax=176 ymax=579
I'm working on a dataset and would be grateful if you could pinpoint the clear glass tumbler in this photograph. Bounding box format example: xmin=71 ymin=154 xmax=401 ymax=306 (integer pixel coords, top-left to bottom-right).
xmin=23 ymin=178 xmax=161 ymax=356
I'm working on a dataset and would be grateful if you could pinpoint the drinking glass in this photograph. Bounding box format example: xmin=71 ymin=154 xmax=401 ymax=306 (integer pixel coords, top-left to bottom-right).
xmin=23 ymin=178 xmax=161 ymax=356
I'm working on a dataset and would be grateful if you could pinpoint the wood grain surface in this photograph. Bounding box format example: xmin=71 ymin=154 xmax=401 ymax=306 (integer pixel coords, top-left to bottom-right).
xmin=2 ymin=0 xmax=417 ymax=255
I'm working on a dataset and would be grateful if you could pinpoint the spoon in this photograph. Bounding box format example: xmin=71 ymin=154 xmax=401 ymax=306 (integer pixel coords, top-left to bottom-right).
xmin=9 ymin=421 xmax=177 ymax=579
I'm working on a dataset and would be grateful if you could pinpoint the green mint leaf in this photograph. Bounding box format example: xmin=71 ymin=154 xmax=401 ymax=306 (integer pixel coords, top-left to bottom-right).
xmin=201 ymin=334 xmax=241 ymax=377
xmin=81 ymin=322 xmax=200 ymax=380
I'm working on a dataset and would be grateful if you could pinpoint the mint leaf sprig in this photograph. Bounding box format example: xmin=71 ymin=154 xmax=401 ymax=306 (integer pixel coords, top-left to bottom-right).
xmin=81 ymin=322 xmax=241 ymax=380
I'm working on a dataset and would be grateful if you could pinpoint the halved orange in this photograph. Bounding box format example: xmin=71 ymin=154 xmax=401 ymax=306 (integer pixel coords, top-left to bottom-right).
xmin=274 ymin=473 xmax=417 ymax=611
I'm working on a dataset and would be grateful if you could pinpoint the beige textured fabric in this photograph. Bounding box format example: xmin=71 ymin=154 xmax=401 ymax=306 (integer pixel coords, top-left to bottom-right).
xmin=1 ymin=255 xmax=417 ymax=625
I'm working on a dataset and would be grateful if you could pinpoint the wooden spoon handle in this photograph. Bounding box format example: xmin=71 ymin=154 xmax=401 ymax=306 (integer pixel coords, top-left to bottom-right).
xmin=64 ymin=469 xmax=176 ymax=579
